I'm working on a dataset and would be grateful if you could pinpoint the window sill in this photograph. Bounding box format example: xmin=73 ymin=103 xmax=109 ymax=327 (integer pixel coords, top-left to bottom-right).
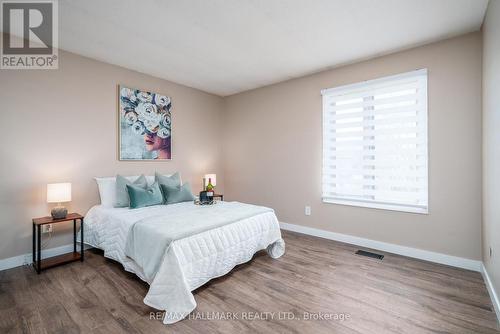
xmin=322 ymin=198 xmax=428 ymax=214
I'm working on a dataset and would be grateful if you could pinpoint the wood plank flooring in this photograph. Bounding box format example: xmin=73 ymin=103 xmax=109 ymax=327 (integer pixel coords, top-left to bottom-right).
xmin=0 ymin=230 xmax=498 ymax=333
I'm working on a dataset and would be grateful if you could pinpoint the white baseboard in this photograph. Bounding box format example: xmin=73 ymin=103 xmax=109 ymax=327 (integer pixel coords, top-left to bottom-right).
xmin=0 ymin=243 xmax=92 ymax=271
xmin=482 ymin=264 xmax=500 ymax=324
xmin=279 ymin=222 xmax=482 ymax=272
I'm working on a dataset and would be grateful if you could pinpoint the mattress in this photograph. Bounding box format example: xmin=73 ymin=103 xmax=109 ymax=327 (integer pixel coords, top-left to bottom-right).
xmin=80 ymin=201 xmax=285 ymax=324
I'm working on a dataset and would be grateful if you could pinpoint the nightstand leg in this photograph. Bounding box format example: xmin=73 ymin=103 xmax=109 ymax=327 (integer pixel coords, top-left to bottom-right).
xmin=37 ymin=225 xmax=41 ymax=274
xmin=73 ymin=219 xmax=76 ymax=253
xmin=80 ymin=218 xmax=84 ymax=261
xmin=32 ymin=223 xmax=35 ymax=266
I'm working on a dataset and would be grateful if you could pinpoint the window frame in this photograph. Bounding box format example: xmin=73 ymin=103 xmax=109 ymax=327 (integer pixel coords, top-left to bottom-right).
xmin=321 ymin=69 xmax=429 ymax=214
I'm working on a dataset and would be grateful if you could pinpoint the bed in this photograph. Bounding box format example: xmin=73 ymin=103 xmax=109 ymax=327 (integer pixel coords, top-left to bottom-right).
xmin=80 ymin=200 xmax=285 ymax=324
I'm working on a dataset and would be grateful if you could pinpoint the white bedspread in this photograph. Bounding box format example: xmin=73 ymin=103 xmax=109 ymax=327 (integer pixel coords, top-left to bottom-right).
xmin=125 ymin=202 xmax=274 ymax=280
xmin=81 ymin=202 xmax=285 ymax=324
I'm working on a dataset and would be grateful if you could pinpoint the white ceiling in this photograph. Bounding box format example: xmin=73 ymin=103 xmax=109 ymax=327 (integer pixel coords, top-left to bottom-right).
xmin=57 ymin=0 xmax=488 ymax=96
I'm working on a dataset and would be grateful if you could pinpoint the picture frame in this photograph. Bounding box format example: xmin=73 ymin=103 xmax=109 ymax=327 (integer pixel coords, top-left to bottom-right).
xmin=118 ymin=85 xmax=172 ymax=160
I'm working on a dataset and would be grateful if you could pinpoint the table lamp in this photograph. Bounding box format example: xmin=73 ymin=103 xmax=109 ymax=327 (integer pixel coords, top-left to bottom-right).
xmin=47 ymin=183 xmax=71 ymax=219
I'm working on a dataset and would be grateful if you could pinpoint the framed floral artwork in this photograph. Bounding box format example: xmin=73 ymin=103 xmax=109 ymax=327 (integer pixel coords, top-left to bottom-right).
xmin=119 ymin=85 xmax=172 ymax=160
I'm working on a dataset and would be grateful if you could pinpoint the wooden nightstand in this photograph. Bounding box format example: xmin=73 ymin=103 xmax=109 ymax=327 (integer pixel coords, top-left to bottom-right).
xmin=32 ymin=213 xmax=84 ymax=274
xmin=214 ymin=193 xmax=223 ymax=201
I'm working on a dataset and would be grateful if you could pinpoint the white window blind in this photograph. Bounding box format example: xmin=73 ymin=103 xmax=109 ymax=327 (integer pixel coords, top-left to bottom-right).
xmin=321 ymin=69 xmax=428 ymax=214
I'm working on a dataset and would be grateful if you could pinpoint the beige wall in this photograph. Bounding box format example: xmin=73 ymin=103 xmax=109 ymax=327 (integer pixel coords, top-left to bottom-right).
xmin=224 ymin=32 xmax=483 ymax=260
xmin=0 ymin=44 xmax=225 ymax=260
xmin=482 ymin=0 xmax=500 ymax=294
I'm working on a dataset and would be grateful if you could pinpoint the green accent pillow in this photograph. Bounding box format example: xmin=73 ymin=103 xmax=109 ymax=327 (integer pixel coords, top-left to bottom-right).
xmin=155 ymin=172 xmax=181 ymax=189
xmin=126 ymin=182 xmax=163 ymax=209
xmin=115 ymin=174 xmax=148 ymax=208
xmin=160 ymin=183 xmax=195 ymax=204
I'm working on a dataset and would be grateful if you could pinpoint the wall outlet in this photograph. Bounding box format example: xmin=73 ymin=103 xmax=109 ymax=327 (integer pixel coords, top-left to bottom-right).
xmin=305 ymin=206 xmax=311 ymax=216
xmin=42 ymin=224 xmax=53 ymax=233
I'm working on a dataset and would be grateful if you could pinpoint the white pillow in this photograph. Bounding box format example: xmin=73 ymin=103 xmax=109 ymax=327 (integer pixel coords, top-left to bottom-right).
xmin=95 ymin=174 xmax=179 ymax=207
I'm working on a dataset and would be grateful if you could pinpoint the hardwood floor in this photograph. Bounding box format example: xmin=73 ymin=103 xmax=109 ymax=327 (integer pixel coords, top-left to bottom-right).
xmin=0 ymin=230 xmax=498 ymax=333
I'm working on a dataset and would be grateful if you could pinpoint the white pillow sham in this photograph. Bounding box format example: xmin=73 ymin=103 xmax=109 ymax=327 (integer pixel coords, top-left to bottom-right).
xmin=95 ymin=174 xmax=180 ymax=207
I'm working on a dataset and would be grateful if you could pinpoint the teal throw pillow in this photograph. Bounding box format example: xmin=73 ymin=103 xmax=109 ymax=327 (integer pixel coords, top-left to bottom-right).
xmin=155 ymin=172 xmax=181 ymax=189
xmin=126 ymin=182 xmax=163 ymax=209
xmin=160 ymin=182 xmax=195 ymax=204
xmin=115 ymin=174 xmax=148 ymax=208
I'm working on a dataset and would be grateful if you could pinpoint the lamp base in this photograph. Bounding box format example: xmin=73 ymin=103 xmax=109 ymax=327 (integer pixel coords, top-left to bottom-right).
xmin=51 ymin=206 xmax=68 ymax=220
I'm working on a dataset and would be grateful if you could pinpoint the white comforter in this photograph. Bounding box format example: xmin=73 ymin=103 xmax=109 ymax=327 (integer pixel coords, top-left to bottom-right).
xmin=81 ymin=201 xmax=285 ymax=324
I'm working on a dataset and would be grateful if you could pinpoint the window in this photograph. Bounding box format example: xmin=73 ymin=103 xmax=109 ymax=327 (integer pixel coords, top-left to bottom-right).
xmin=321 ymin=69 xmax=428 ymax=214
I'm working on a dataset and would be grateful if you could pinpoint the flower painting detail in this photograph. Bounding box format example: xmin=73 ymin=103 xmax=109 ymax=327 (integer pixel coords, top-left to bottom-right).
xmin=119 ymin=86 xmax=172 ymax=160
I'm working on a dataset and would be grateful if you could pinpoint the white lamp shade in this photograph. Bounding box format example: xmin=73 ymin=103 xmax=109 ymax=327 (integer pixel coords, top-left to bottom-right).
xmin=204 ymin=174 xmax=216 ymax=187
xmin=47 ymin=183 xmax=72 ymax=203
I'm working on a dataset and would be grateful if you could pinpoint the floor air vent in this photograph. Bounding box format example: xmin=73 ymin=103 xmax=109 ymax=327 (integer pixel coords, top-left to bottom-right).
xmin=355 ymin=250 xmax=384 ymax=260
